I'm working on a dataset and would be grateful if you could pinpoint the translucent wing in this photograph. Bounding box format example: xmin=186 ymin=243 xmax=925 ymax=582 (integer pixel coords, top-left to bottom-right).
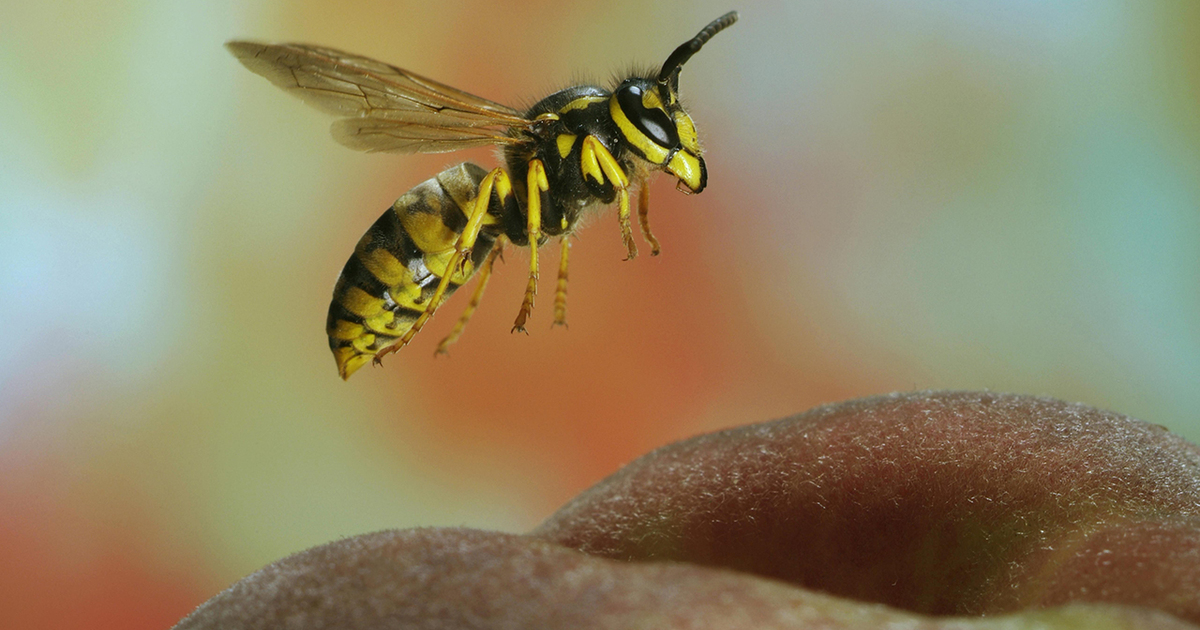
xmin=330 ymin=118 xmax=520 ymax=154
xmin=226 ymin=41 xmax=532 ymax=153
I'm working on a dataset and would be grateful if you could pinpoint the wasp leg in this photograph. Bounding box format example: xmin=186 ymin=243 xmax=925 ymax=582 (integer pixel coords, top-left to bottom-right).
xmin=580 ymin=135 xmax=636 ymax=260
xmin=637 ymin=185 xmax=662 ymax=256
xmin=554 ymin=236 xmax=570 ymax=327
xmin=436 ymin=238 xmax=505 ymax=355
xmin=376 ymin=167 xmax=511 ymax=361
xmin=513 ymin=159 xmax=549 ymax=334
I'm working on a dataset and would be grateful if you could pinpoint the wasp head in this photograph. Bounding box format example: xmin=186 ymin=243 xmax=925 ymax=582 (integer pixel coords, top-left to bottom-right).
xmin=609 ymin=11 xmax=738 ymax=194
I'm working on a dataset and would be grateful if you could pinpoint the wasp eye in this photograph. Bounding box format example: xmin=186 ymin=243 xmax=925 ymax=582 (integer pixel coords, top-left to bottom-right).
xmin=617 ymin=85 xmax=680 ymax=149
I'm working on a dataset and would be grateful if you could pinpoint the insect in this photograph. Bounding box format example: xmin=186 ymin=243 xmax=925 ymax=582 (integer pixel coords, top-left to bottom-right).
xmin=227 ymin=11 xmax=738 ymax=379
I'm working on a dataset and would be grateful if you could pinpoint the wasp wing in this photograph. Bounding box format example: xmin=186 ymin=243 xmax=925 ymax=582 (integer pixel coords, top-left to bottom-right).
xmin=226 ymin=41 xmax=531 ymax=153
xmin=330 ymin=118 xmax=520 ymax=154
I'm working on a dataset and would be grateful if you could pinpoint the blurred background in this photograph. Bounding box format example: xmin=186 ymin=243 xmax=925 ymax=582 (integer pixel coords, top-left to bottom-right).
xmin=1 ymin=0 xmax=1197 ymax=627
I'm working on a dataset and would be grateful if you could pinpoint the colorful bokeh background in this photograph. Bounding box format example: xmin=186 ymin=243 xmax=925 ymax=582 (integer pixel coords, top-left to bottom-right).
xmin=2 ymin=0 xmax=1198 ymax=627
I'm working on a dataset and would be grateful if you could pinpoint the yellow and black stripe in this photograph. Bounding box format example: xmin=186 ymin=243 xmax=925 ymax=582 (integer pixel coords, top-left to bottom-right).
xmin=326 ymin=163 xmax=501 ymax=379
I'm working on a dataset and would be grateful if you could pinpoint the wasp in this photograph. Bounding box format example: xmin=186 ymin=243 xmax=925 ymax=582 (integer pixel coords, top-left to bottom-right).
xmin=227 ymin=11 xmax=738 ymax=379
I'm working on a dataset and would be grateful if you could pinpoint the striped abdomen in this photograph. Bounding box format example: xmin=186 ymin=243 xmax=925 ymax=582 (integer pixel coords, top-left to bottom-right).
xmin=327 ymin=163 xmax=499 ymax=379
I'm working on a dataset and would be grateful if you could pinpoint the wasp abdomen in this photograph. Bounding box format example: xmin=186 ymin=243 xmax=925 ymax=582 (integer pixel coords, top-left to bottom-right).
xmin=327 ymin=163 xmax=499 ymax=379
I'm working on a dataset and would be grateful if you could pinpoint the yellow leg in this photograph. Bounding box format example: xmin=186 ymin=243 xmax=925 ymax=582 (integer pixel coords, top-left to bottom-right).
xmin=638 ymin=185 xmax=661 ymax=256
xmin=615 ymin=186 xmax=635 ymax=261
xmin=513 ymin=160 xmax=549 ymax=333
xmin=581 ymin=135 xmax=636 ymax=260
xmin=554 ymin=237 xmax=570 ymax=327
xmin=436 ymin=239 xmax=504 ymax=355
xmin=375 ymin=167 xmax=509 ymax=363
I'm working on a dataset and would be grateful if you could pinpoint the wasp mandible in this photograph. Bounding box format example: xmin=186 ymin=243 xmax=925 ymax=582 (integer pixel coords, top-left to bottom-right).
xmin=227 ymin=11 xmax=738 ymax=379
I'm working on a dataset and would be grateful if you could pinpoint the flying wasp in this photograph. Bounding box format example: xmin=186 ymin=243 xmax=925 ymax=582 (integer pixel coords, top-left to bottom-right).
xmin=227 ymin=11 xmax=738 ymax=379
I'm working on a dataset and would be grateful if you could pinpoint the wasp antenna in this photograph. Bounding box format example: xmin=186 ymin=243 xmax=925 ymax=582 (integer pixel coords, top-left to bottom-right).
xmin=657 ymin=11 xmax=739 ymax=93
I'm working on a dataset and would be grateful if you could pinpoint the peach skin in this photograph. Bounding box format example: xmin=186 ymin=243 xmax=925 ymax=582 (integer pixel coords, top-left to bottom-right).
xmin=175 ymin=392 xmax=1200 ymax=629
